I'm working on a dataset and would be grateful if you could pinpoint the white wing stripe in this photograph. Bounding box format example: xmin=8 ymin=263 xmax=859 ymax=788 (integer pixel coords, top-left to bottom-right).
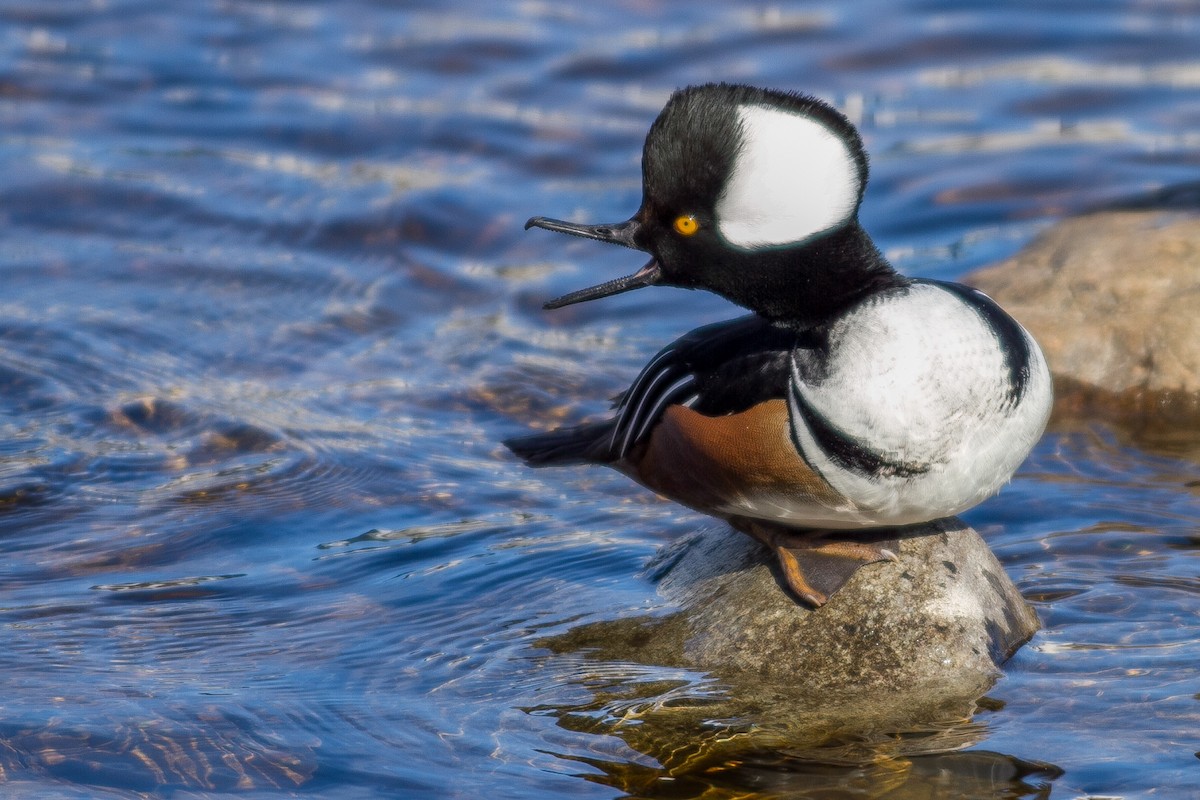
xmin=613 ymin=347 xmax=677 ymax=437
xmin=617 ymin=366 xmax=684 ymax=457
xmin=628 ymin=375 xmax=696 ymax=453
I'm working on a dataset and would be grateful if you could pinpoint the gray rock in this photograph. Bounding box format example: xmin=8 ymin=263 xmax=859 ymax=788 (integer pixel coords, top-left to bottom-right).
xmin=967 ymin=210 xmax=1200 ymax=421
xmin=538 ymin=519 xmax=1038 ymax=769
xmin=652 ymin=519 xmax=1037 ymax=705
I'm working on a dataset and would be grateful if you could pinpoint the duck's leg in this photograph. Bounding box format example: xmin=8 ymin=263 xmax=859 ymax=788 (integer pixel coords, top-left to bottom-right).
xmin=731 ymin=519 xmax=900 ymax=607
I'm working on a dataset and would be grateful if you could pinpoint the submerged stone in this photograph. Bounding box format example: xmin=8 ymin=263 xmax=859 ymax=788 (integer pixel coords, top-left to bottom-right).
xmin=537 ymin=519 xmax=1039 ymax=771
xmin=653 ymin=519 xmax=1037 ymax=700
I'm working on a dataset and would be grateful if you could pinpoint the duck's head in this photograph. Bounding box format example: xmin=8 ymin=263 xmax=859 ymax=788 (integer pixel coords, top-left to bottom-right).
xmin=527 ymin=83 xmax=897 ymax=325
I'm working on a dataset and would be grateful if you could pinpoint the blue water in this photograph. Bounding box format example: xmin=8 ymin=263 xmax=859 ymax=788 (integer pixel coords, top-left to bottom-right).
xmin=1 ymin=0 xmax=1199 ymax=796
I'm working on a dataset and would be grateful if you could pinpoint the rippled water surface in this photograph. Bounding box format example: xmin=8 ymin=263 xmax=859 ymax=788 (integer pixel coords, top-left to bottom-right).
xmin=2 ymin=1 xmax=1199 ymax=797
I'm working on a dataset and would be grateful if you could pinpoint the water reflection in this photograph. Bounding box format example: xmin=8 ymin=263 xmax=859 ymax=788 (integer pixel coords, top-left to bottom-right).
xmin=558 ymin=750 xmax=1062 ymax=800
xmin=528 ymin=635 xmax=1063 ymax=798
xmin=0 ymin=713 xmax=317 ymax=793
xmin=529 ymin=531 xmax=1057 ymax=798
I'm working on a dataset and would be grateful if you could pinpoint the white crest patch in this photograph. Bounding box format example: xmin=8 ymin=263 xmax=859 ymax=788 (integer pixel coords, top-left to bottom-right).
xmin=715 ymin=104 xmax=860 ymax=249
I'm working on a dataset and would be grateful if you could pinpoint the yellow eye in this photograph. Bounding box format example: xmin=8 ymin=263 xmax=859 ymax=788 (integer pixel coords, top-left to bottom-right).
xmin=673 ymin=214 xmax=699 ymax=236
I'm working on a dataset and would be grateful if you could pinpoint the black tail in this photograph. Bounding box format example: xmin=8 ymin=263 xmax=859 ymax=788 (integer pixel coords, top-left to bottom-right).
xmin=504 ymin=421 xmax=615 ymax=467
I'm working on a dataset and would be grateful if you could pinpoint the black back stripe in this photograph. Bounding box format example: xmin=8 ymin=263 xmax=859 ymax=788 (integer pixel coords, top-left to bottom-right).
xmin=617 ymin=366 xmax=682 ymax=455
xmin=614 ymin=349 xmax=676 ymax=428
xmin=627 ymin=375 xmax=697 ymax=454
xmin=931 ymin=280 xmax=1032 ymax=404
xmin=611 ymin=350 xmax=678 ymax=450
xmin=610 ymin=345 xmax=697 ymax=458
xmin=787 ymin=366 xmax=931 ymax=480
xmin=606 ymin=314 xmax=798 ymax=459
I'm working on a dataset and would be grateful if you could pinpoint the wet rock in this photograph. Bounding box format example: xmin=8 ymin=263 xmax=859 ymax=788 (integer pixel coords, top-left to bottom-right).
xmin=652 ymin=519 xmax=1037 ymax=702
xmin=966 ymin=210 xmax=1200 ymax=421
xmin=537 ymin=520 xmax=1039 ymax=771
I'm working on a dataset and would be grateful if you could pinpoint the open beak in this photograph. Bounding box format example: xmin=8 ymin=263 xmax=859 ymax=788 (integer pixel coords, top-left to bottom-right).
xmin=525 ymin=216 xmax=664 ymax=309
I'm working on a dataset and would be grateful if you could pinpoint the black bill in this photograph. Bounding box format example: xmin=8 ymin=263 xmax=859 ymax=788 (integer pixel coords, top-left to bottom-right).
xmin=525 ymin=216 xmax=663 ymax=309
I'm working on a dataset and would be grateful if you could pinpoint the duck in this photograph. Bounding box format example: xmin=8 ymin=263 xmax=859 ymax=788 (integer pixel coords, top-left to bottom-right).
xmin=506 ymin=83 xmax=1052 ymax=607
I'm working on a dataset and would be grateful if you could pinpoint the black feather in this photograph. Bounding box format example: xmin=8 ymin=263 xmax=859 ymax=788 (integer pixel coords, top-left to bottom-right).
xmin=504 ymin=314 xmax=807 ymax=467
xmin=503 ymin=421 xmax=616 ymax=467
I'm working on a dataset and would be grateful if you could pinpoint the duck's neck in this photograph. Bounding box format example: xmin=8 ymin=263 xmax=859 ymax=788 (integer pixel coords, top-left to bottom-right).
xmin=738 ymin=222 xmax=907 ymax=330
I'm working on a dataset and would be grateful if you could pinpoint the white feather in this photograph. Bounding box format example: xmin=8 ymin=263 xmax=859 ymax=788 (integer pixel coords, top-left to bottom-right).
xmin=712 ymin=283 xmax=1052 ymax=528
xmin=787 ymin=282 xmax=1052 ymax=527
xmin=715 ymin=104 xmax=859 ymax=249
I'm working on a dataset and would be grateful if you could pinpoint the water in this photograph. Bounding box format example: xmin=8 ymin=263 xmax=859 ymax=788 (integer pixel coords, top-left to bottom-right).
xmin=1 ymin=0 xmax=1198 ymax=796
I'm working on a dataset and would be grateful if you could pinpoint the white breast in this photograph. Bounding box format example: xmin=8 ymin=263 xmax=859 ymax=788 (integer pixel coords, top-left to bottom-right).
xmin=782 ymin=282 xmax=1052 ymax=528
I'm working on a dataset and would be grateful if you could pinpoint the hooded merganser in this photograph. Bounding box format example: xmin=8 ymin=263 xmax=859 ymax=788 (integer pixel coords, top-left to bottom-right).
xmin=506 ymin=83 xmax=1052 ymax=607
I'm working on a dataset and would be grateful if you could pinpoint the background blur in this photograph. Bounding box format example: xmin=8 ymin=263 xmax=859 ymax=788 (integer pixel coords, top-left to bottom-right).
xmin=1 ymin=1 xmax=1198 ymax=797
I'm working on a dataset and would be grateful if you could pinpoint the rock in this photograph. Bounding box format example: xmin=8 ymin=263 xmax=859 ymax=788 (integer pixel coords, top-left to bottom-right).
xmin=653 ymin=519 xmax=1037 ymax=702
xmin=966 ymin=210 xmax=1200 ymax=422
xmin=538 ymin=519 xmax=1039 ymax=769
